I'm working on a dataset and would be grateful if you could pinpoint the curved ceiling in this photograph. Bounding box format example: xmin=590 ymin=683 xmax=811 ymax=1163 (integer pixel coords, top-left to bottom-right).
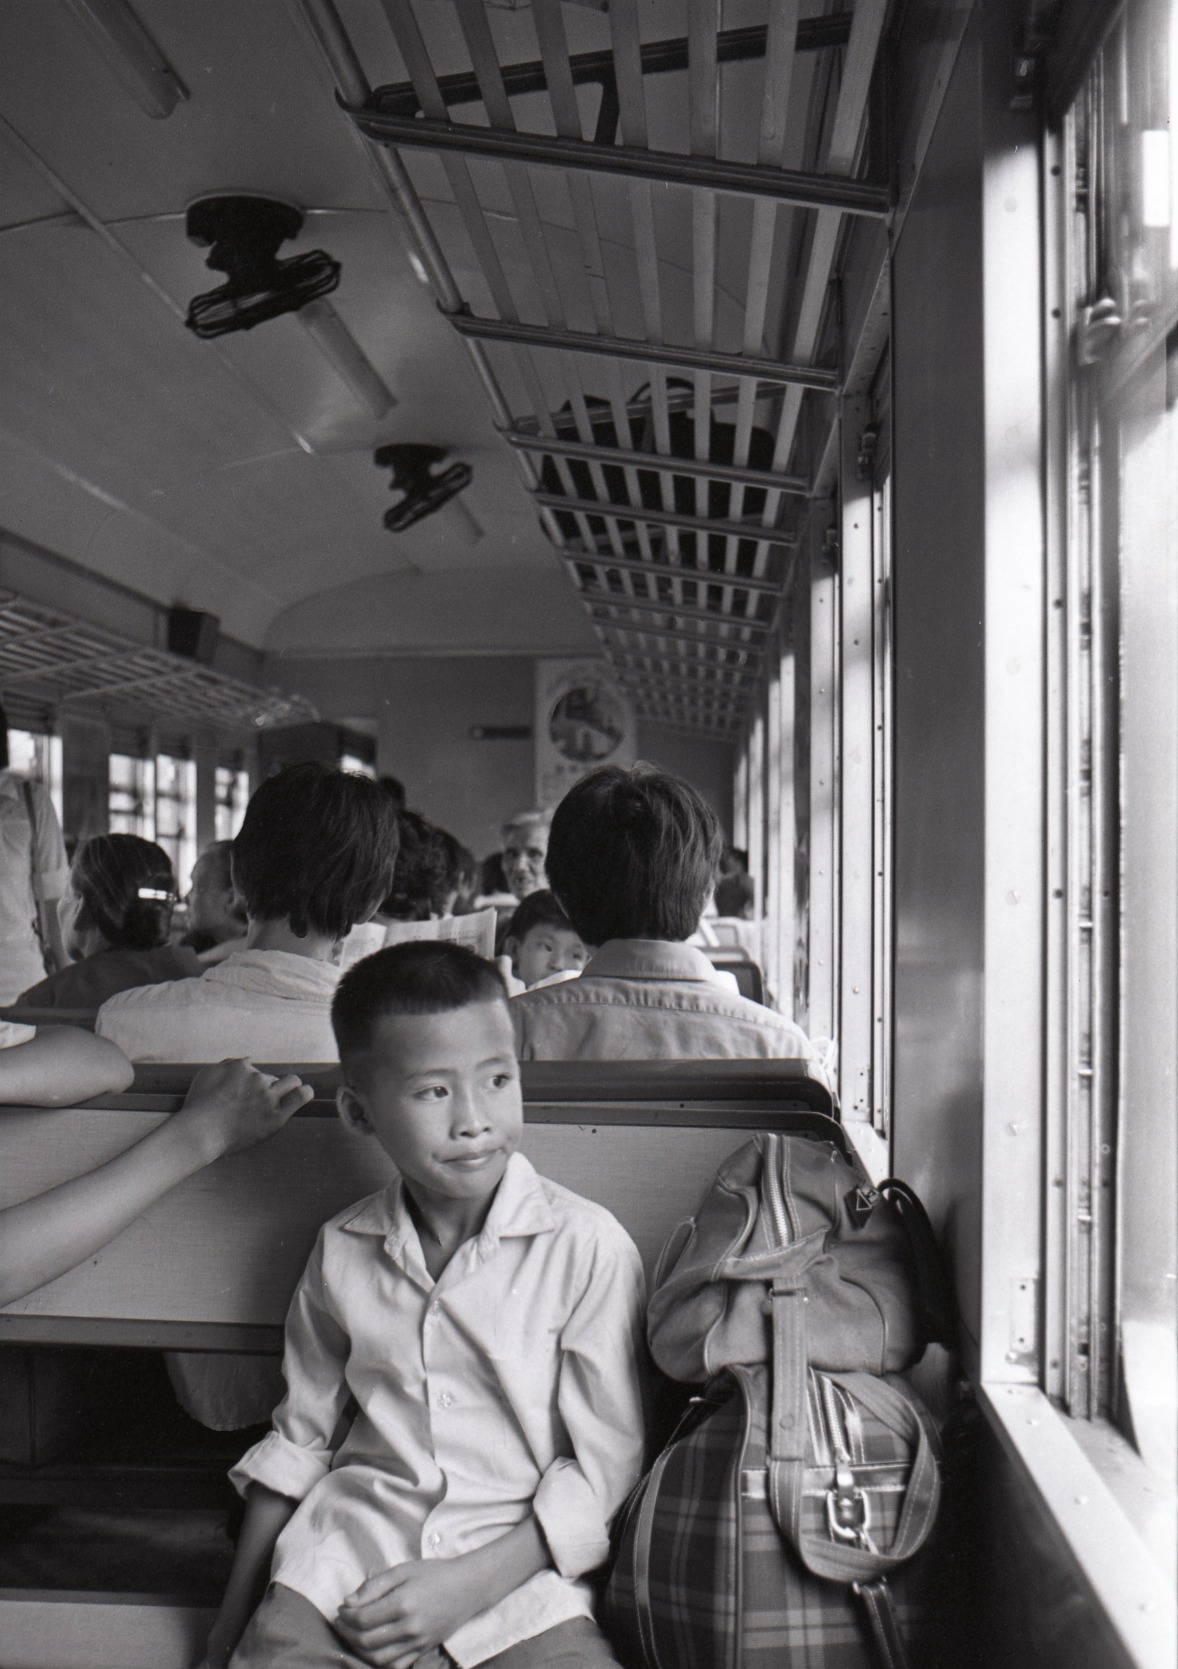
xmin=0 ymin=0 xmax=565 ymax=647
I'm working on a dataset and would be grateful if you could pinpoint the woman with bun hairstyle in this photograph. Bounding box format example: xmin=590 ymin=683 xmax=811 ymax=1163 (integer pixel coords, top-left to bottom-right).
xmin=14 ymin=834 xmax=201 ymax=1011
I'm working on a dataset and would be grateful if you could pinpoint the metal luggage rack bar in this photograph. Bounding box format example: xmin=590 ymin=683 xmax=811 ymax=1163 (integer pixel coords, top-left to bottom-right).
xmin=296 ymin=0 xmax=889 ymax=736
xmin=363 ymin=17 xmax=855 ymax=123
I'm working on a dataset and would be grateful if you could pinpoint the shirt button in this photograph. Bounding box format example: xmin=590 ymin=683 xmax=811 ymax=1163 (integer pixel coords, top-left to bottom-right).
xmin=428 ymin=1301 xmax=441 ymax=1316
xmin=437 ymin=1391 xmax=453 ymax=1408
xmin=430 ymin=1533 xmax=442 ymax=1549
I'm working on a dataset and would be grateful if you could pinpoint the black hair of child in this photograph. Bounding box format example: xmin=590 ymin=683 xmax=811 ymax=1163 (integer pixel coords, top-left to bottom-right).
xmin=232 ymin=762 xmax=400 ymax=941
xmin=72 ymin=833 xmax=178 ymax=951
xmin=382 ymin=809 xmax=451 ymax=921
xmin=332 ymin=940 xmax=507 ymax=1061
xmin=505 ymin=888 xmax=573 ymax=946
xmin=546 ymin=762 xmax=724 ymax=947
xmin=0 ymin=698 xmax=8 ymax=770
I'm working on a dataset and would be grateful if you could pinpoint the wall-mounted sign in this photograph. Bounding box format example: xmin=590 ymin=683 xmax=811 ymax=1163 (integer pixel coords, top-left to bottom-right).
xmin=535 ymin=658 xmax=636 ymax=809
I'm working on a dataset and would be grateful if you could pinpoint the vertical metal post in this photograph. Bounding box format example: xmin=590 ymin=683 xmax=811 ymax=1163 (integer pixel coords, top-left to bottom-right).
xmin=765 ymin=643 xmax=784 ymax=1009
xmin=838 ymin=403 xmax=875 ymax=1121
xmin=978 ymin=3 xmax=1046 ymax=1389
xmin=808 ymin=510 xmax=839 ymax=1051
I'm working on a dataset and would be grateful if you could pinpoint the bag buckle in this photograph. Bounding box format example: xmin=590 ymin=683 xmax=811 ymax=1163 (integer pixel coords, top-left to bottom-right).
xmin=827 ymin=1463 xmax=877 ymax=1552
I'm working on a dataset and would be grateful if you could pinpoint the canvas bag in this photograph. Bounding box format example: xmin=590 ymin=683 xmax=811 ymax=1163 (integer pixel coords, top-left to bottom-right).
xmin=603 ymin=1132 xmax=943 ymax=1669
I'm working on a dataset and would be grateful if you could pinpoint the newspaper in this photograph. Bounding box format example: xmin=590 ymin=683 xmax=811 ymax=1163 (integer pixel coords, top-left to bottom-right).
xmin=340 ymin=906 xmax=498 ymax=971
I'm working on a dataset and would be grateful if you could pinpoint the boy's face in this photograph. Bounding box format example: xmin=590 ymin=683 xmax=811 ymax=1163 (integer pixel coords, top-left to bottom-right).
xmin=338 ymin=1001 xmax=523 ymax=1211
xmin=513 ymin=923 xmax=590 ymax=988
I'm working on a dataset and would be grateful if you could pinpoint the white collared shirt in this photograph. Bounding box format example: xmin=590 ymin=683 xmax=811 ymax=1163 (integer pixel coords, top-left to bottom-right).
xmin=95 ymin=948 xmax=341 ymax=1062
xmin=510 ymin=937 xmax=815 ymax=1063
xmin=231 ymin=1153 xmax=646 ymax=1667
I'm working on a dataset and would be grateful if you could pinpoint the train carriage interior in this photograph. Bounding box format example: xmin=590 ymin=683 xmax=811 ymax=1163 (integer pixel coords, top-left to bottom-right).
xmin=0 ymin=0 xmax=1175 ymax=1666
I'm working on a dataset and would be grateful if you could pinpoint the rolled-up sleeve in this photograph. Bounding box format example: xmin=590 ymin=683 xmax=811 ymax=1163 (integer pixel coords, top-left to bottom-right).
xmin=532 ymin=1231 xmax=647 ymax=1577
xmin=230 ymin=1230 xmax=351 ymax=1503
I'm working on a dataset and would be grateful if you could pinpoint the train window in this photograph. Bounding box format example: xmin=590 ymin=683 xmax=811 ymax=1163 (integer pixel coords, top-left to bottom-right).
xmin=214 ymin=763 xmax=250 ymax=843
xmin=1051 ymin=0 xmax=1177 ymax=1485
xmin=107 ymin=752 xmax=155 ymax=841
xmin=340 ymin=751 xmax=377 ymax=779
xmin=154 ymin=754 xmax=197 ymax=892
xmin=6 ymin=728 xmax=63 ymax=824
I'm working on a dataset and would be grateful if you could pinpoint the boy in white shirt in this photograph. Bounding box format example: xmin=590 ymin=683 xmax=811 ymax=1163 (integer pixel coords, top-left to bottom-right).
xmin=205 ymin=941 xmax=645 ymax=1669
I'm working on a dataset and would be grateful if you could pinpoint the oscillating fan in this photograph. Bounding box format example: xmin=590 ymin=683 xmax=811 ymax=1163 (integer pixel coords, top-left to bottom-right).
xmin=375 ymin=444 xmax=473 ymax=531
xmin=184 ymin=194 xmax=341 ymax=339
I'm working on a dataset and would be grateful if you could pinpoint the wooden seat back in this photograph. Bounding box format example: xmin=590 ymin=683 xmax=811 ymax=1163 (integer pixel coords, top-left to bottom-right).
xmin=0 ymin=1058 xmax=835 ymax=1352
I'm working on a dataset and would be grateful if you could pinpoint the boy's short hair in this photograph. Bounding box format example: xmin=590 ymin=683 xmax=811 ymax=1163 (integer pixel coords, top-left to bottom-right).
xmin=546 ymin=763 xmax=723 ymax=945
xmin=505 ymin=888 xmax=574 ymax=945
xmin=232 ymin=763 xmax=399 ymax=941
xmin=332 ymin=940 xmax=507 ymax=1062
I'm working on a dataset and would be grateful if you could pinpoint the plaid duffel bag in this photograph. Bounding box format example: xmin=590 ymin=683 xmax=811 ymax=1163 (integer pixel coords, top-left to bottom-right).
xmin=602 ymin=1355 xmax=941 ymax=1669
xmin=602 ymin=1134 xmax=945 ymax=1669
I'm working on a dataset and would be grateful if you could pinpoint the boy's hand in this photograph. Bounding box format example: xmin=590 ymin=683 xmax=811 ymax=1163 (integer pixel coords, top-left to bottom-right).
xmin=336 ymin=1557 xmax=481 ymax=1667
xmin=174 ymin=1058 xmax=314 ymax=1162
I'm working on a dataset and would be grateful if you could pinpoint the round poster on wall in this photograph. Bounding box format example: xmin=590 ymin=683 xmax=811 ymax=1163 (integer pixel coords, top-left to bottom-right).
xmin=535 ymin=658 xmax=636 ymax=808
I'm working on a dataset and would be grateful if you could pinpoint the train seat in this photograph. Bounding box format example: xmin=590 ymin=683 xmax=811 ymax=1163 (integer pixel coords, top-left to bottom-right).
xmin=0 ymin=1057 xmax=834 ymax=1669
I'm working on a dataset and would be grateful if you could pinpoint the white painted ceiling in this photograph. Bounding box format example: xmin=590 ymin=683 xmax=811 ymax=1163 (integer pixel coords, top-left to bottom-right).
xmin=0 ymin=1 xmax=838 ymax=674
xmin=0 ymin=0 xmax=607 ymax=653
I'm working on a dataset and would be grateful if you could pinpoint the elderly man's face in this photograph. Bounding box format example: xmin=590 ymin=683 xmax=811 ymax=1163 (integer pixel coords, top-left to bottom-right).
xmin=503 ymin=822 xmax=548 ymax=900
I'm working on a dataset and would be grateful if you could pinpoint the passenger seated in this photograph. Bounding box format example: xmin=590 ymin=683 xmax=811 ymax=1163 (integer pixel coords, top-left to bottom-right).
xmin=499 ymin=889 xmax=592 ymax=995
xmin=437 ymin=828 xmax=479 ymax=916
xmin=511 ymin=764 xmax=815 ymax=1062
xmin=203 ymin=942 xmax=644 ymax=1669
xmin=95 ymin=763 xmax=399 ymax=1064
xmin=181 ymin=838 xmax=248 ymax=956
xmin=14 ymin=834 xmax=200 ymax=1011
xmin=501 ymin=809 xmax=552 ymax=901
xmin=378 ymin=808 xmax=450 ymax=923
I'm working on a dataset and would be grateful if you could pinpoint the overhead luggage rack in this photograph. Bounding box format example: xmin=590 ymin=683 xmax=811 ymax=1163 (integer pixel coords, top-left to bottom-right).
xmin=297 ymin=0 xmax=890 ymax=733
xmin=0 ymin=593 xmax=317 ymax=734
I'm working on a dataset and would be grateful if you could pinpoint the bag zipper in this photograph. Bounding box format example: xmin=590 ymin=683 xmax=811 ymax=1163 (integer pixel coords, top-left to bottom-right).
xmin=763 ymin=1133 xmax=792 ymax=1247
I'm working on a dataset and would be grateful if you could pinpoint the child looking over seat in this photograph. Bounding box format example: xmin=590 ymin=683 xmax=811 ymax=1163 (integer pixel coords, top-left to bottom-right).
xmin=203 ymin=941 xmax=644 ymax=1669
xmin=499 ymin=889 xmax=592 ymax=995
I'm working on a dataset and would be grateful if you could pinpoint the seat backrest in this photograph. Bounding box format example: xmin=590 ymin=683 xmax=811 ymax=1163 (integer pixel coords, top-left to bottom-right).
xmin=0 ymin=1058 xmax=838 ymax=1352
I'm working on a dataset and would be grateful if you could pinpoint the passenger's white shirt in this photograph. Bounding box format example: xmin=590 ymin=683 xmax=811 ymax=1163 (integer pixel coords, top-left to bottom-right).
xmin=95 ymin=948 xmax=340 ymax=1062
xmin=0 ymin=775 xmax=68 ymax=1005
xmin=231 ymin=1153 xmax=646 ymax=1666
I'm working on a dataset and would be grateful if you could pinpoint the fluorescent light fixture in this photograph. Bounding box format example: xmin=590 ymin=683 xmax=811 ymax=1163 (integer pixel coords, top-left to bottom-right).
xmin=299 ymin=299 xmax=396 ymax=419
xmin=64 ymin=0 xmax=189 ymax=119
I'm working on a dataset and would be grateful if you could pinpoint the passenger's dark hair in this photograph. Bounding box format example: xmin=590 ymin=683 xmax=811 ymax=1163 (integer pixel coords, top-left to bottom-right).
xmin=332 ymin=940 xmax=507 ymax=1062
xmin=232 ymin=763 xmax=400 ymax=940
xmin=72 ymin=834 xmax=178 ymax=951
xmin=546 ymin=762 xmax=723 ymax=945
xmin=381 ymin=809 xmax=449 ymax=920
xmin=194 ymin=839 xmax=248 ymax=927
xmin=379 ymin=774 xmax=406 ymax=811
xmin=0 ymin=699 xmax=9 ymax=770
xmin=436 ymin=829 xmax=478 ymax=910
xmin=715 ymin=872 xmax=755 ymax=917
xmin=505 ymin=888 xmax=575 ymax=944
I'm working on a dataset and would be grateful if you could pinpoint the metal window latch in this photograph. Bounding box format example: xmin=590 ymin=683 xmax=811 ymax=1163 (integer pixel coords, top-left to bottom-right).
xmin=1077 ymin=297 xmax=1123 ymax=366
xmin=856 ymin=425 xmax=879 ymax=480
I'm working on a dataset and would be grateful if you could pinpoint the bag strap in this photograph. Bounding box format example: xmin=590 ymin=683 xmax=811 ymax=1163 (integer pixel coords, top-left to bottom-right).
xmin=879 ymin=1178 xmax=958 ymax=1348
xmin=764 ymin=1280 xmax=942 ymax=1569
xmin=853 ymin=1577 xmax=913 ymax=1669
xmin=765 ymin=1277 xmax=809 ymax=1550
